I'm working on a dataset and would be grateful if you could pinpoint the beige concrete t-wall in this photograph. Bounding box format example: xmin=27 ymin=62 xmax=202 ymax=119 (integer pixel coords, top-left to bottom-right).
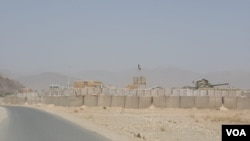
xmin=139 ymin=96 xmax=152 ymax=108
xmin=153 ymin=96 xmax=166 ymax=108
xmin=180 ymin=96 xmax=195 ymax=108
xmin=97 ymin=95 xmax=112 ymax=107
xmin=83 ymin=95 xmax=97 ymax=107
xmin=125 ymin=96 xmax=139 ymax=109
xmin=111 ymin=96 xmax=125 ymax=107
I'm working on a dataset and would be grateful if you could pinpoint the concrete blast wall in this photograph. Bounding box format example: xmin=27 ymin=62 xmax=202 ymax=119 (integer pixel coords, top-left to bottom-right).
xmin=172 ymin=89 xmax=180 ymax=96
xmin=151 ymin=90 xmax=158 ymax=96
xmin=48 ymin=88 xmax=245 ymax=98
xmin=97 ymin=95 xmax=112 ymax=107
xmin=67 ymin=96 xmax=83 ymax=107
xmin=209 ymin=97 xmax=222 ymax=109
xmin=44 ymin=96 xmax=57 ymax=105
xmin=83 ymin=95 xmax=97 ymax=107
xmin=237 ymin=97 xmax=250 ymax=110
xmin=153 ymin=96 xmax=166 ymax=108
xmin=166 ymin=96 xmax=180 ymax=108
xmin=193 ymin=90 xmax=200 ymax=96
xmin=3 ymin=91 xmax=250 ymax=110
xmin=144 ymin=90 xmax=151 ymax=96
xmin=180 ymin=89 xmax=187 ymax=96
xmin=158 ymin=89 xmax=165 ymax=96
xmin=236 ymin=91 xmax=243 ymax=97
xmin=81 ymin=88 xmax=88 ymax=95
xmin=137 ymin=90 xmax=144 ymax=96
xmin=41 ymin=96 xmax=83 ymax=107
xmin=187 ymin=90 xmax=193 ymax=96
xmin=208 ymin=90 xmax=215 ymax=97
xmin=139 ymin=96 xmax=152 ymax=108
xmin=111 ymin=96 xmax=125 ymax=107
xmin=223 ymin=97 xmax=237 ymax=109
xmin=26 ymin=97 xmax=42 ymax=105
xmin=180 ymin=96 xmax=194 ymax=108
xmin=214 ymin=90 xmax=222 ymax=97
xmin=200 ymin=90 xmax=208 ymax=96
xmin=165 ymin=89 xmax=172 ymax=96
xmin=3 ymin=96 xmax=26 ymax=104
xmin=125 ymin=96 xmax=139 ymax=109
xmin=243 ymin=91 xmax=250 ymax=97
xmin=87 ymin=88 xmax=95 ymax=95
xmin=195 ymin=96 xmax=209 ymax=109
xmin=57 ymin=96 xmax=66 ymax=106
xmin=44 ymin=96 xmax=60 ymax=106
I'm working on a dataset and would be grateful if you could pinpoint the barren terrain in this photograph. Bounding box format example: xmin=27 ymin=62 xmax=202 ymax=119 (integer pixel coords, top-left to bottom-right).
xmin=32 ymin=104 xmax=250 ymax=141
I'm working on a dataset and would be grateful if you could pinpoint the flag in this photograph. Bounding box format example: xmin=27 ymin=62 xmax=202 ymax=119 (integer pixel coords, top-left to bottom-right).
xmin=138 ymin=64 xmax=141 ymax=71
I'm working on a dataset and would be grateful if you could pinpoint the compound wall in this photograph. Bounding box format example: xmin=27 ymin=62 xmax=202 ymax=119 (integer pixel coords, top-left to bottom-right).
xmin=223 ymin=97 xmax=237 ymax=109
xmin=237 ymin=97 xmax=250 ymax=110
xmin=2 ymin=92 xmax=250 ymax=110
xmin=83 ymin=95 xmax=97 ymax=107
xmin=180 ymin=96 xmax=195 ymax=108
xmin=111 ymin=96 xmax=125 ymax=107
xmin=66 ymin=96 xmax=83 ymax=107
xmin=125 ymin=96 xmax=139 ymax=109
xmin=166 ymin=96 xmax=180 ymax=108
xmin=139 ymin=96 xmax=152 ymax=108
xmin=153 ymin=96 xmax=166 ymax=108
xmin=195 ymin=96 xmax=209 ymax=109
xmin=209 ymin=97 xmax=222 ymax=109
xmin=97 ymin=95 xmax=112 ymax=107
xmin=46 ymin=87 xmax=247 ymax=98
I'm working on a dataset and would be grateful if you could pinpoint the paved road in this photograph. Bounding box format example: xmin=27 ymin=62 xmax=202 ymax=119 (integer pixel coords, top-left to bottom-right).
xmin=0 ymin=106 xmax=110 ymax=141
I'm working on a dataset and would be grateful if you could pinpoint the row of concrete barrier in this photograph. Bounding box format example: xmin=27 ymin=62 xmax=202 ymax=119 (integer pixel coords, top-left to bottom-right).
xmin=48 ymin=88 xmax=250 ymax=97
xmin=87 ymin=95 xmax=250 ymax=110
xmin=2 ymin=96 xmax=42 ymax=105
xmin=2 ymin=95 xmax=250 ymax=110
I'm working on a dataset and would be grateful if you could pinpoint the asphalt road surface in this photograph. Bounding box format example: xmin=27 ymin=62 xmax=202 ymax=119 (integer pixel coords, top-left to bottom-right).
xmin=0 ymin=106 xmax=110 ymax=141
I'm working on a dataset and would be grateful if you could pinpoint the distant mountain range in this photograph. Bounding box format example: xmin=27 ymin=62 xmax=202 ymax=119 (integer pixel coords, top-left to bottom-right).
xmin=1 ymin=68 xmax=250 ymax=91
xmin=17 ymin=72 xmax=78 ymax=91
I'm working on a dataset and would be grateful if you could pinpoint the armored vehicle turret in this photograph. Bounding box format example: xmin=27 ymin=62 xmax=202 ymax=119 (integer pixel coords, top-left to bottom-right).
xmin=195 ymin=79 xmax=229 ymax=89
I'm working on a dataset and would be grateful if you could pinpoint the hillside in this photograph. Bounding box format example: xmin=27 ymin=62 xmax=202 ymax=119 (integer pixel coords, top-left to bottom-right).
xmin=0 ymin=74 xmax=24 ymax=96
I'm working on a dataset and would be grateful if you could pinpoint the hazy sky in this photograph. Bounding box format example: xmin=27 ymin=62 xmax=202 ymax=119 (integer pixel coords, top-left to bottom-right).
xmin=1 ymin=0 xmax=249 ymax=74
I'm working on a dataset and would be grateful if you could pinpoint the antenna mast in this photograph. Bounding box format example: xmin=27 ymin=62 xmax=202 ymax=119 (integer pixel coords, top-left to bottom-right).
xmin=67 ymin=65 xmax=71 ymax=88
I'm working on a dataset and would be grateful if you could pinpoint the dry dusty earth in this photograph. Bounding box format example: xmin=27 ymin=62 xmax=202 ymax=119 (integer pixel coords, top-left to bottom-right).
xmin=27 ymin=104 xmax=250 ymax=141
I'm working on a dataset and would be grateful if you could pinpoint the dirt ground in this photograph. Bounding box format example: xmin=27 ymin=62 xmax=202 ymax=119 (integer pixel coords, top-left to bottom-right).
xmin=30 ymin=104 xmax=250 ymax=141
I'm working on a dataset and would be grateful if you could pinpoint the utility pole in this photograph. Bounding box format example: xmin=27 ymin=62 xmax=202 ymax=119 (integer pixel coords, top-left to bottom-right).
xmin=67 ymin=65 xmax=71 ymax=88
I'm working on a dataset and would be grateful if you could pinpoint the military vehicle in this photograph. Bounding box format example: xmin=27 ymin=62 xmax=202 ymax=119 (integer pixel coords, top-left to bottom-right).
xmin=183 ymin=79 xmax=229 ymax=89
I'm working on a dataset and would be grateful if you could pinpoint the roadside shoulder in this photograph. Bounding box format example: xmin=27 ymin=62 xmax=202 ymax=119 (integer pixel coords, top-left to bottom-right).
xmin=26 ymin=105 xmax=133 ymax=141
xmin=0 ymin=107 xmax=8 ymax=123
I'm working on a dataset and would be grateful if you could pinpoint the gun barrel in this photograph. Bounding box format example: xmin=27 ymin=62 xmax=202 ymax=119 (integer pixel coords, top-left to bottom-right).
xmin=211 ymin=83 xmax=229 ymax=87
